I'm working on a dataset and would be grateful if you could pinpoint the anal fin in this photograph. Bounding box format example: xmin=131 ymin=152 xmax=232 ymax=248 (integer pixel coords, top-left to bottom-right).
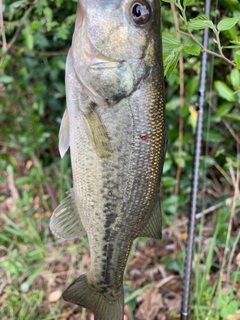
xmin=139 ymin=197 xmax=162 ymax=240
xmin=50 ymin=189 xmax=86 ymax=240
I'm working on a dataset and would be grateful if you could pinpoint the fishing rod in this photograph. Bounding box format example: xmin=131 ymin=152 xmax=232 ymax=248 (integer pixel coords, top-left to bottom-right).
xmin=180 ymin=0 xmax=212 ymax=319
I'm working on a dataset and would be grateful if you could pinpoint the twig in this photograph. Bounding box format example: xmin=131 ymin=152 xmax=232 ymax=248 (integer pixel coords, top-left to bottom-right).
xmin=5 ymin=1 xmax=38 ymax=53
xmin=214 ymin=162 xmax=232 ymax=185
xmin=196 ymin=194 xmax=240 ymax=219
xmin=214 ymin=161 xmax=239 ymax=313
xmin=178 ymin=30 xmax=236 ymax=68
xmin=171 ymin=3 xmax=184 ymax=197
xmin=170 ymin=2 xmax=186 ymax=253
xmin=162 ymin=193 xmax=240 ymax=232
xmin=7 ymin=174 xmax=19 ymax=201
xmin=0 ymin=41 xmax=68 ymax=56
xmin=222 ymin=120 xmax=240 ymax=145
xmin=224 ymin=159 xmax=240 ymax=283
xmin=227 ymin=231 xmax=240 ymax=282
xmin=207 ymin=91 xmax=240 ymax=145
xmin=220 ymin=166 xmax=239 ymax=272
xmin=156 ymin=275 xmax=176 ymax=288
xmin=0 ymin=0 xmax=7 ymax=52
xmin=3 ymin=1 xmax=34 ymax=18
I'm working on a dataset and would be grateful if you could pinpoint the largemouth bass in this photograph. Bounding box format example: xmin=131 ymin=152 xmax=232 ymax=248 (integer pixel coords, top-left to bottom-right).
xmin=50 ymin=0 xmax=166 ymax=319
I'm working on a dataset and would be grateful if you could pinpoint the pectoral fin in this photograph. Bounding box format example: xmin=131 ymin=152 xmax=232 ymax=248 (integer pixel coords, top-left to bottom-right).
xmin=83 ymin=109 xmax=113 ymax=161
xmin=59 ymin=109 xmax=70 ymax=158
xmin=50 ymin=189 xmax=86 ymax=240
xmin=139 ymin=197 xmax=162 ymax=240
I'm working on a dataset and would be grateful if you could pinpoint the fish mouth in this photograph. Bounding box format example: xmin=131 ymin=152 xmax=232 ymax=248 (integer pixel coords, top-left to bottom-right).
xmin=72 ymin=18 xmax=146 ymax=106
xmin=72 ymin=17 xmax=125 ymax=105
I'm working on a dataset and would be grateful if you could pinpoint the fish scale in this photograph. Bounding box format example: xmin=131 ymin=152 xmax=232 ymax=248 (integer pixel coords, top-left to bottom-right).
xmin=50 ymin=1 xmax=166 ymax=319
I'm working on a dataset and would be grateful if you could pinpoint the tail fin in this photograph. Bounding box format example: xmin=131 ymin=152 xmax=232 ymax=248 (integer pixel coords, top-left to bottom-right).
xmin=62 ymin=274 xmax=124 ymax=320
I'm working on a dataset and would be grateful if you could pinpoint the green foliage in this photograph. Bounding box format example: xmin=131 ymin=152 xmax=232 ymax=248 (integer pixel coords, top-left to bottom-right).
xmin=162 ymin=0 xmax=240 ymax=77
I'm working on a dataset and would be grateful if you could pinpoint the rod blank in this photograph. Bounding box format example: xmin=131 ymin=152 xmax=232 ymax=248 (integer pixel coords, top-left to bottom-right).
xmin=180 ymin=0 xmax=212 ymax=319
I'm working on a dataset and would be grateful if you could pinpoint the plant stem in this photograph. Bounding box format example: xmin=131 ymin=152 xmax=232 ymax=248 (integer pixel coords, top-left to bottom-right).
xmin=171 ymin=3 xmax=184 ymax=197
xmin=215 ymin=30 xmax=224 ymax=56
xmin=178 ymin=30 xmax=236 ymax=67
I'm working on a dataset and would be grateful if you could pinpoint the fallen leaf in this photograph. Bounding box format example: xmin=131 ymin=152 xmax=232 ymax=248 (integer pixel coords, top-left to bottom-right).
xmin=25 ymin=160 xmax=32 ymax=169
xmin=181 ymin=232 xmax=188 ymax=240
xmin=226 ymin=309 xmax=240 ymax=320
xmin=235 ymin=253 xmax=240 ymax=267
xmin=82 ymin=253 xmax=91 ymax=268
xmin=48 ymin=290 xmax=62 ymax=302
xmin=53 ymin=263 xmax=69 ymax=273
xmin=135 ymin=286 xmax=163 ymax=320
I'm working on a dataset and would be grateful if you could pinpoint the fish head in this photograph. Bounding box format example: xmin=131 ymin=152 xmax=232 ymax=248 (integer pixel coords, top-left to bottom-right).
xmin=71 ymin=0 xmax=161 ymax=105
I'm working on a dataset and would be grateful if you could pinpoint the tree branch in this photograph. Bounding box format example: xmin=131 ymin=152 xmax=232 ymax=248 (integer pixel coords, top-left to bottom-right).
xmin=5 ymin=0 xmax=38 ymax=53
xmin=0 ymin=0 xmax=7 ymax=52
xmin=178 ymin=30 xmax=236 ymax=68
xmin=0 ymin=41 xmax=69 ymax=56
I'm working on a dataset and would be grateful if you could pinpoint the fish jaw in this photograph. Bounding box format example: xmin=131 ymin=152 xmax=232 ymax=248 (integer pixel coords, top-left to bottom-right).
xmin=72 ymin=19 xmax=146 ymax=106
xmin=71 ymin=0 xmax=162 ymax=106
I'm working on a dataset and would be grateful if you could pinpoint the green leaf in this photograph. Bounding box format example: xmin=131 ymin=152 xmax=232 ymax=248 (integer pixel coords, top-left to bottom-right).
xmin=165 ymin=261 xmax=184 ymax=277
xmin=0 ymin=75 xmax=13 ymax=83
xmin=162 ymin=36 xmax=181 ymax=52
xmin=163 ymin=51 xmax=180 ymax=78
xmin=203 ymin=130 xmax=224 ymax=143
xmin=223 ymin=114 xmax=240 ymax=122
xmin=15 ymin=176 xmax=34 ymax=186
xmin=9 ymin=0 xmax=25 ymax=11
xmin=23 ymin=28 xmax=34 ymax=50
xmin=233 ymin=57 xmax=240 ymax=69
xmin=43 ymin=7 xmax=53 ymax=21
xmin=183 ymin=0 xmax=195 ymax=6
xmin=46 ymin=21 xmax=59 ymax=32
xmin=191 ymin=15 xmax=209 ymax=21
xmin=230 ymin=68 xmax=240 ymax=90
xmin=188 ymin=20 xmax=214 ymax=31
xmin=124 ymin=284 xmax=152 ymax=304
xmin=217 ymin=16 xmax=240 ymax=31
xmin=1 ymin=55 xmax=11 ymax=70
xmin=214 ymin=81 xmax=235 ymax=101
xmin=220 ymin=301 xmax=238 ymax=318
xmin=30 ymin=21 xmax=43 ymax=30
xmin=183 ymin=44 xmax=201 ymax=56
xmin=214 ymin=102 xmax=232 ymax=118
xmin=162 ymin=0 xmax=176 ymax=3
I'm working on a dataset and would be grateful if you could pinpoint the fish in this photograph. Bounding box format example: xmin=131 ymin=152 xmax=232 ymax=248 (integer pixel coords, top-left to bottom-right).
xmin=50 ymin=0 xmax=166 ymax=319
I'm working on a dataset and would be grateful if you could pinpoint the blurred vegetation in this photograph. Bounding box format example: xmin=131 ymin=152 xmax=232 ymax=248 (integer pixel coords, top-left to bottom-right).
xmin=0 ymin=0 xmax=240 ymax=319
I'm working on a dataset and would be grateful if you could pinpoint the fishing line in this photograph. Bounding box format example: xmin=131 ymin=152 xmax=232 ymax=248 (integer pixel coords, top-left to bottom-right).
xmin=180 ymin=0 xmax=212 ymax=319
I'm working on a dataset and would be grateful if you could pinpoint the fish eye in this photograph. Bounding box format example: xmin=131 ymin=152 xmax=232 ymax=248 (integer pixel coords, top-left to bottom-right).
xmin=130 ymin=1 xmax=151 ymax=26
